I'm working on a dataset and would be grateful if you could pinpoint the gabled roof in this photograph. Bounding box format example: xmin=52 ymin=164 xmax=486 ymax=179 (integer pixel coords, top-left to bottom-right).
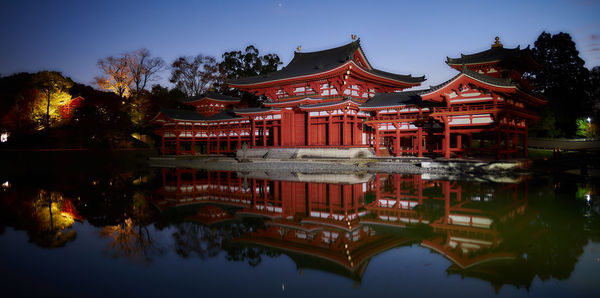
xmin=460 ymin=67 xmax=517 ymax=87
xmin=360 ymin=90 xmax=425 ymax=110
xmin=263 ymin=96 xmax=325 ymax=107
xmin=229 ymin=39 xmax=424 ymax=87
xmin=181 ymin=92 xmax=240 ymax=103
xmin=420 ymin=67 xmax=546 ymax=106
xmin=152 ymin=108 xmax=245 ymax=122
xmin=233 ymin=107 xmax=281 ymax=116
xmin=446 ymin=45 xmax=530 ymax=66
xmin=299 ymin=99 xmax=362 ymax=110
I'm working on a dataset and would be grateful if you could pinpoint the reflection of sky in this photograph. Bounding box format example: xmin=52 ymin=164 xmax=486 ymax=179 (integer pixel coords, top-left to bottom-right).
xmin=1 ymin=0 xmax=599 ymax=89
xmin=1 ymin=223 xmax=599 ymax=297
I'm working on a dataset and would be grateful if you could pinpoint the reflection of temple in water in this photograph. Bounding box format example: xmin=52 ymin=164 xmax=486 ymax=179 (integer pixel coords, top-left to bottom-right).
xmin=154 ymin=168 xmax=530 ymax=284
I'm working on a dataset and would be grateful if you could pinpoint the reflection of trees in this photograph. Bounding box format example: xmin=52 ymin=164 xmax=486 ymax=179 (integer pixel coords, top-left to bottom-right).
xmin=0 ymin=188 xmax=77 ymax=248
xmin=31 ymin=190 xmax=77 ymax=247
xmin=500 ymin=182 xmax=589 ymax=281
xmin=172 ymin=222 xmax=224 ymax=259
xmin=99 ymin=192 xmax=164 ymax=263
xmin=168 ymin=215 xmax=280 ymax=266
xmin=446 ymin=178 xmax=593 ymax=290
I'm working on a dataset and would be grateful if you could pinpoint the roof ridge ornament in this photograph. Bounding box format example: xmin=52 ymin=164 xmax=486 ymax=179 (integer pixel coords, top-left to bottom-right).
xmin=351 ymin=34 xmax=357 ymax=40
xmin=297 ymin=45 xmax=301 ymax=52
xmin=491 ymin=36 xmax=503 ymax=48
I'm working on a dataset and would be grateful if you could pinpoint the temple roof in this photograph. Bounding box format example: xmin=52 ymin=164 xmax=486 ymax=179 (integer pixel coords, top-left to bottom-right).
xmin=299 ymin=99 xmax=363 ymax=109
xmin=446 ymin=45 xmax=530 ymax=66
xmin=157 ymin=108 xmax=244 ymax=122
xmin=460 ymin=67 xmax=517 ymax=87
xmin=229 ymin=39 xmax=424 ymax=86
xmin=181 ymin=91 xmax=241 ymax=103
xmin=360 ymin=90 xmax=425 ymax=109
xmin=233 ymin=107 xmax=280 ymax=115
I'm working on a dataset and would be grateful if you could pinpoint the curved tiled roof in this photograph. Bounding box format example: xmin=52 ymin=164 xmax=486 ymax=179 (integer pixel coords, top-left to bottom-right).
xmin=460 ymin=67 xmax=516 ymax=87
xmin=233 ymin=107 xmax=280 ymax=115
xmin=159 ymin=108 xmax=244 ymax=121
xmin=229 ymin=39 xmax=424 ymax=86
xmin=446 ymin=45 xmax=531 ymax=66
xmin=181 ymin=92 xmax=240 ymax=103
xmin=360 ymin=90 xmax=431 ymax=109
xmin=299 ymin=99 xmax=362 ymax=109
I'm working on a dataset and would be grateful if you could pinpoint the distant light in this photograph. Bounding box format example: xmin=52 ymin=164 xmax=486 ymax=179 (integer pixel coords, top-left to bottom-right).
xmin=1 ymin=132 xmax=8 ymax=143
xmin=587 ymin=117 xmax=592 ymax=123
xmin=2 ymin=181 xmax=9 ymax=189
xmin=586 ymin=194 xmax=591 ymax=203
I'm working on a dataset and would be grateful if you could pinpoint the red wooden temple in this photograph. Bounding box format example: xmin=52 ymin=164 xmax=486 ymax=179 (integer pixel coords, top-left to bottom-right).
xmin=151 ymin=37 xmax=545 ymax=159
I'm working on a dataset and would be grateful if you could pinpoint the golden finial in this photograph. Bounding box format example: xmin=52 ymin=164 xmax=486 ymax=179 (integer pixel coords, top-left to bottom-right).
xmin=351 ymin=34 xmax=357 ymax=40
xmin=491 ymin=36 xmax=503 ymax=48
xmin=297 ymin=45 xmax=301 ymax=52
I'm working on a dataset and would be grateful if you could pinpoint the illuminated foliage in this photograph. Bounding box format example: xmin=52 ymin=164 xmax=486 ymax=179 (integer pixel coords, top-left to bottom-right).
xmin=32 ymin=71 xmax=73 ymax=129
xmin=575 ymin=117 xmax=598 ymax=138
xmin=95 ymin=49 xmax=164 ymax=100
xmin=95 ymin=56 xmax=132 ymax=98
xmin=99 ymin=192 xmax=162 ymax=262
xmin=30 ymin=89 xmax=71 ymax=129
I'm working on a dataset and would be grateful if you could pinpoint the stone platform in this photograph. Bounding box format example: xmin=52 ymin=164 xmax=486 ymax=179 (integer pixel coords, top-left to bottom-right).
xmin=237 ymin=147 xmax=376 ymax=160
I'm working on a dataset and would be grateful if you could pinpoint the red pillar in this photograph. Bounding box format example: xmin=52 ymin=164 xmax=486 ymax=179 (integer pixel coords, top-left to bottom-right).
xmin=161 ymin=135 xmax=165 ymax=156
xmin=176 ymin=134 xmax=181 ymax=156
xmin=374 ymin=124 xmax=380 ymax=156
xmin=274 ymin=123 xmax=279 ymax=146
xmin=251 ymin=119 xmax=256 ymax=147
xmin=443 ymin=117 xmax=450 ymax=159
xmin=262 ymin=118 xmax=267 ymax=147
xmin=417 ymin=127 xmax=423 ymax=157
xmin=395 ymin=124 xmax=400 ymax=157
xmin=342 ymin=110 xmax=347 ymax=146
xmin=307 ymin=115 xmax=312 ymax=146
xmin=328 ymin=112 xmax=333 ymax=146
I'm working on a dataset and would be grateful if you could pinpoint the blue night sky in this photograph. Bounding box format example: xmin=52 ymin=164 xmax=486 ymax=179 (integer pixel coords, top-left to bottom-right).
xmin=1 ymin=0 xmax=599 ymax=89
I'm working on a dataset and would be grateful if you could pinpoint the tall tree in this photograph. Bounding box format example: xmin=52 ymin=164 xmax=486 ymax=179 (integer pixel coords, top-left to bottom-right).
xmin=527 ymin=32 xmax=591 ymax=137
xmin=95 ymin=56 xmax=132 ymax=98
xmin=220 ymin=45 xmax=282 ymax=80
xmin=589 ymin=66 xmax=600 ymax=117
xmin=219 ymin=46 xmax=282 ymax=105
xmin=127 ymin=49 xmax=165 ymax=100
xmin=169 ymin=55 xmax=219 ymax=97
xmin=96 ymin=49 xmax=164 ymax=99
xmin=32 ymin=71 xmax=73 ymax=129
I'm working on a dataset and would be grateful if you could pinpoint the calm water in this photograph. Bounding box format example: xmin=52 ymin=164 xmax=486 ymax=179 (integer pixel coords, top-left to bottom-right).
xmin=1 ymin=159 xmax=599 ymax=297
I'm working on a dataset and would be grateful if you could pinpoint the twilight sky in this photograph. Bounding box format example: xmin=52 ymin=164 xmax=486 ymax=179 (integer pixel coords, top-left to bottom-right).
xmin=1 ymin=0 xmax=599 ymax=89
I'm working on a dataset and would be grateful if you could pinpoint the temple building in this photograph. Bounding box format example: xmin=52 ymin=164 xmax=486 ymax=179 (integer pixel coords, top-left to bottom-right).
xmin=151 ymin=37 xmax=545 ymax=159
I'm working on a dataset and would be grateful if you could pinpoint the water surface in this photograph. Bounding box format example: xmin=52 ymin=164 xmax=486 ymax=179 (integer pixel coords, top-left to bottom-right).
xmin=1 ymin=162 xmax=598 ymax=297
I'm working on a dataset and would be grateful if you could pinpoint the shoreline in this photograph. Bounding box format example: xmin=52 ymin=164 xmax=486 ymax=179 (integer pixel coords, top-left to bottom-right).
xmin=148 ymin=156 xmax=533 ymax=183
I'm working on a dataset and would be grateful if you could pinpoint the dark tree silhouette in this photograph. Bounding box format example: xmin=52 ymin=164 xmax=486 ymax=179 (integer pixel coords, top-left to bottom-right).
xmin=527 ymin=32 xmax=591 ymax=137
xmin=169 ymin=55 xmax=219 ymax=97
xmin=220 ymin=45 xmax=282 ymax=80
xmin=219 ymin=45 xmax=282 ymax=106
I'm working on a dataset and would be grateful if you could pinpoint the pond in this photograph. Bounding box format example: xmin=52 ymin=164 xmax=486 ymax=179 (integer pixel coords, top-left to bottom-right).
xmin=0 ymin=156 xmax=599 ymax=297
